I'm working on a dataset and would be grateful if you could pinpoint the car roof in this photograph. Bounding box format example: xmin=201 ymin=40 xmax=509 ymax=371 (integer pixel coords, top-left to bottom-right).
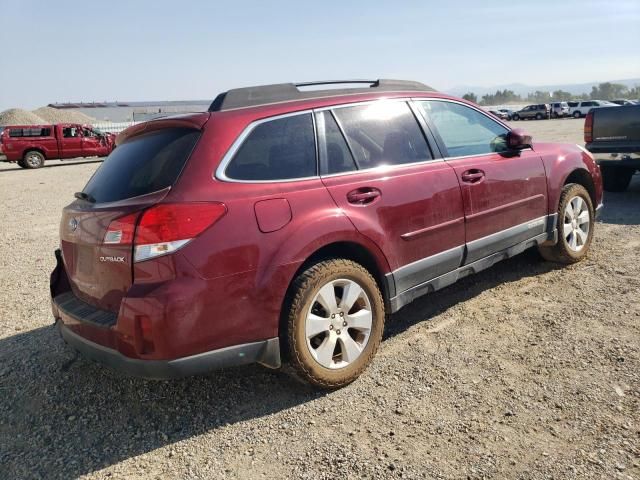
xmin=208 ymin=79 xmax=436 ymax=112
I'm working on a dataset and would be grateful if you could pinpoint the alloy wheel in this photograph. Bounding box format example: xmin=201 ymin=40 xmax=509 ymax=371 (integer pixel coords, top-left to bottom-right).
xmin=305 ymin=279 xmax=373 ymax=369
xmin=26 ymin=153 xmax=42 ymax=168
xmin=563 ymin=196 xmax=590 ymax=252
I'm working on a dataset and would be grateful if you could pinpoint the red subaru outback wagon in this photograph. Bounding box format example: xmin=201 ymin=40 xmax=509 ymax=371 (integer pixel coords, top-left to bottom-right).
xmin=51 ymin=80 xmax=603 ymax=388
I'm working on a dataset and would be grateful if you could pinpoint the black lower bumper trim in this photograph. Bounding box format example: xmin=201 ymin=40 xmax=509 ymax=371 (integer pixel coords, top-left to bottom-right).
xmin=54 ymin=292 xmax=117 ymax=328
xmin=57 ymin=321 xmax=281 ymax=379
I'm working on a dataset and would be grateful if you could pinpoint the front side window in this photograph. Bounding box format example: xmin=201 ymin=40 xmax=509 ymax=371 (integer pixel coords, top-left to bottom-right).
xmin=418 ymin=100 xmax=509 ymax=157
xmin=332 ymin=101 xmax=431 ymax=169
xmin=225 ymin=113 xmax=316 ymax=181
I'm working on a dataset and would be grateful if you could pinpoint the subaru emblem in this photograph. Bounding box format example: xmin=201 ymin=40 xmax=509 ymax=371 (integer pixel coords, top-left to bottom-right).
xmin=69 ymin=218 xmax=79 ymax=232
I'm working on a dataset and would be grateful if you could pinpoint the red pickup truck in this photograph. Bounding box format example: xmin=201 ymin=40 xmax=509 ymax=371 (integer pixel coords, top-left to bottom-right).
xmin=0 ymin=124 xmax=115 ymax=168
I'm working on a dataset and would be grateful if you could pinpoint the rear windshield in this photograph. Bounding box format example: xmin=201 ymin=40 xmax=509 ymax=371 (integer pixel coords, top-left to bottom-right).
xmin=83 ymin=128 xmax=200 ymax=203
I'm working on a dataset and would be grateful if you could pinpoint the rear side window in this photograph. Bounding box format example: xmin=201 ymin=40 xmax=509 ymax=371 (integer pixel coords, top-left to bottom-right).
xmin=225 ymin=113 xmax=316 ymax=181
xmin=63 ymin=127 xmax=80 ymax=138
xmin=83 ymin=128 xmax=200 ymax=203
xmin=8 ymin=127 xmax=51 ymax=137
xmin=316 ymin=111 xmax=358 ymax=175
xmin=418 ymin=100 xmax=508 ymax=156
xmin=332 ymin=101 xmax=431 ymax=169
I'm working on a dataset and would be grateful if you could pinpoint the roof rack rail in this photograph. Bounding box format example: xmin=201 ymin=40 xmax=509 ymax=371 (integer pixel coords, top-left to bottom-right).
xmin=208 ymin=79 xmax=435 ymax=112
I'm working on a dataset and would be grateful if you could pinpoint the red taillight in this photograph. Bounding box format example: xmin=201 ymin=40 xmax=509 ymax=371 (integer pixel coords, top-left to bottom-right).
xmin=104 ymin=212 xmax=138 ymax=245
xmin=103 ymin=203 xmax=227 ymax=262
xmin=584 ymin=112 xmax=593 ymax=143
xmin=136 ymin=203 xmax=227 ymax=245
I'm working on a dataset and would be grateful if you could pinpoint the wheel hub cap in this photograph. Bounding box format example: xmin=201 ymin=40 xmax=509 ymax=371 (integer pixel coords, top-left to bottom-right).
xmin=305 ymin=279 xmax=373 ymax=370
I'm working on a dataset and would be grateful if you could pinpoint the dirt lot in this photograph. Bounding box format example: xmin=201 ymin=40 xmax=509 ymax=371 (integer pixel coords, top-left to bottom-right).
xmin=1 ymin=119 xmax=638 ymax=479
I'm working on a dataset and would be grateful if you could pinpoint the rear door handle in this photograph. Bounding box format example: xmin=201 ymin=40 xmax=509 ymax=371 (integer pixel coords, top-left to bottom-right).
xmin=347 ymin=187 xmax=381 ymax=205
xmin=461 ymin=169 xmax=485 ymax=183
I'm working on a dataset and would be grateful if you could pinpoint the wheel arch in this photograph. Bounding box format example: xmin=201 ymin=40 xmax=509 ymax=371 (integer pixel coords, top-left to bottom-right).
xmin=564 ymin=167 xmax=597 ymax=206
xmin=22 ymin=147 xmax=47 ymax=160
xmin=277 ymin=240 xmax=392 ymax=360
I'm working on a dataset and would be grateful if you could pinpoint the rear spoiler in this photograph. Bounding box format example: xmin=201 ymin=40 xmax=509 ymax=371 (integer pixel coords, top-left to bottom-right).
xmin=116 ymin=113 xmax=210 ymax=146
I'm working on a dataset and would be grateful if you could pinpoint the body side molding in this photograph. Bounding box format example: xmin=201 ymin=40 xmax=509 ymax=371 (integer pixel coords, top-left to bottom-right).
xmin=386 ymin=214 xmax=558 ymax=312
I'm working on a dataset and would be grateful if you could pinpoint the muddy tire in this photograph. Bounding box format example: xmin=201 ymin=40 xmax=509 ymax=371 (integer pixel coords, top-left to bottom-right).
xmin=22 ymin=150 xmax=45 ymax=169
xmin=601 ymin=165 xmax=634 ymax=193
xmin=284 ymin=259 xmax=385 ymax=389
xmin=538 ymin=184 xmax=594 ymax=264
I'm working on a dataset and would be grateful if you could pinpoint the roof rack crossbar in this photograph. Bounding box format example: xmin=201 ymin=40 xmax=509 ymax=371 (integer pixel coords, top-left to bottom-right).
xmin=209 ymin=79 xmax=435 ymax=112
xmin=294 ymin=79 xmax=379 ymax=88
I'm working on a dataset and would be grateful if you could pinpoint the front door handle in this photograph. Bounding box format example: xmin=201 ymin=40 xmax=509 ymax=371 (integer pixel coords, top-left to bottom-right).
xmin=347 ymin=187 xmax=381 ymax=205
xmin=461 ymin=169 xmax=485 ymax=183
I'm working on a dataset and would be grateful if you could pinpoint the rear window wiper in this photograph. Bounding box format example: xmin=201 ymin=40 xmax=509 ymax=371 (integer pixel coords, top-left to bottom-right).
xmin=74 ymin=191 xmax=96 ymax=203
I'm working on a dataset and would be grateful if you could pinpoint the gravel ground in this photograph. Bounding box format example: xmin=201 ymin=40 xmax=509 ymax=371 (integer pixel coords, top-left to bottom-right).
xmin=0 ymin=107 xmax=96 ymax=127
xmin=1 ymin=119 xmax=638 ymax=479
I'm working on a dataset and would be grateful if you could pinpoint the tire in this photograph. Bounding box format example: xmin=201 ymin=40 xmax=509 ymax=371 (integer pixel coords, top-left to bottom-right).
xmin=536 ymin=113 xmax=543 ymax=120
xmin=512 ymin=114 xmax=519 ymax=121
xmin=573 ymin=111 xmax=581 ymax=119
xmin=538 ymin=184 xmax=594 ymax=264
xmin=22 ymin=150 xmax=45 ymax=169
xmin=284 ymin=259 xmax=385 ymax=389
xmin=17 ymin=159 xmax=27 ymax=168
xmin=601 ymin=165 xmax=634 ymax=192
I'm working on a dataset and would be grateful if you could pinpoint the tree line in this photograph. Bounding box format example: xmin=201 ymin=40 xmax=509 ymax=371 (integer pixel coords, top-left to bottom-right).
xmin=462 ymin=82 xmax=640 ymax=106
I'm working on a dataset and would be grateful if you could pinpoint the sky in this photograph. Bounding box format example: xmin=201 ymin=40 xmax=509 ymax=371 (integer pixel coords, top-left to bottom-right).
xmin=0 ymin=0 xmax=639 ymax=111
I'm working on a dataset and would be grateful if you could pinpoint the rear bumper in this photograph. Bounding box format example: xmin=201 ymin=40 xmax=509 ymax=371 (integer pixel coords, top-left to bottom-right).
xmin=56 ymin=319 xmax=280 ymax=379
xmin=50 ymin=248 xmax=281 ymax=378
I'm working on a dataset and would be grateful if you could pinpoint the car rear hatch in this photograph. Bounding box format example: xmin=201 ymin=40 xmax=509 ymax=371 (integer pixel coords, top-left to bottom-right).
xmin=59 ymin=117 xmax=207 ymax=312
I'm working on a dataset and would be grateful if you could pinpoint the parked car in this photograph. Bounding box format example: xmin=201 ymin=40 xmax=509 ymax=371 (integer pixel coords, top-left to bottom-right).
xmin=498 ymin=108 xmax=515 ymax=120
xmin=488 ymin=109 xmax=509 ymax=120
xmin=569 ymin=100 xmax=619 ymax=118
xmin=549 ymin=102 xmax=570 ymax=118
xmin=511 ymin=104 xmax=550 ymax=120
xmin=585 ymin=105 xmax=640 ymax=192
xmin=611 ymin=99 xmax=634 ymax=106
xmin=0 ymin=124 xmax=115 ymax=168
xmin=50 ymin=79 xmax=603 ymax=389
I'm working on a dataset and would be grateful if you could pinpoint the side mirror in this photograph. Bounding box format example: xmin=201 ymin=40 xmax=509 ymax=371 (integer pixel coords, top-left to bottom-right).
xmin=507 ymin=128 xmax=532 ymax=150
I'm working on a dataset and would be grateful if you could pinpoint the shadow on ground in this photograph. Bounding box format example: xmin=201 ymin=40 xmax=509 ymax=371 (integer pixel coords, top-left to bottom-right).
xmin=0 ymin=249 xmax=559 ymax=479
xmin=0 ymin=158 xmax=103 ymax=173
xmin=598 ymin=173 xmax=640 ymax=226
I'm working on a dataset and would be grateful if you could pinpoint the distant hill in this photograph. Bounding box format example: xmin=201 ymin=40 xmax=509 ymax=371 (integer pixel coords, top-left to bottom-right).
xmin=447 ymin=78 xmax=640 ymax=97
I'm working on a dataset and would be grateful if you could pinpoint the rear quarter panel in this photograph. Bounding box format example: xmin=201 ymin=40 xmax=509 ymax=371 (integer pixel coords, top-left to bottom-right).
xmin=162 ymin=115 xmax=392 ymax=344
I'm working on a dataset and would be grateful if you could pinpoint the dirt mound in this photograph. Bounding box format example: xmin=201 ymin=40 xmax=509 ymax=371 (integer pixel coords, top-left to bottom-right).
xmin=32 ymin=106 xmax=95 ymax=124
xmin=0 ymin=108 xmax=46 ymax=126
